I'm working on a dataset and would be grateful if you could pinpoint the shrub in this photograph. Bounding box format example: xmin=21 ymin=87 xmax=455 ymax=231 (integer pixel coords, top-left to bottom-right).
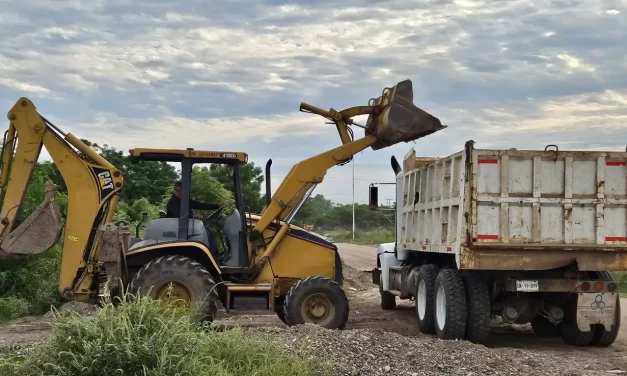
xmin=0 ymin=296 xmax=30 ymax=321
xmin=612 ymin=271 xmax=627 ymax=294
xmin=1 ymin=293 xmax=318 ymax=376
xmin=0 ymin=246 xmax=64 ymax=322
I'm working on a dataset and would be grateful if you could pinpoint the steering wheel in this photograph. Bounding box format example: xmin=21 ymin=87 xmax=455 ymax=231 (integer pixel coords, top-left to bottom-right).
xmin=201 ymin=205 xmax=225 ymax=223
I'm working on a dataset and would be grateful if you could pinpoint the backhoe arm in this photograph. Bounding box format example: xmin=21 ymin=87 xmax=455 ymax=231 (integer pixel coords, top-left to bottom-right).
xmin=0 ymin=98 xmax=124 ymax=301
xmin=251 ymin=79 xmax=446 ymax=242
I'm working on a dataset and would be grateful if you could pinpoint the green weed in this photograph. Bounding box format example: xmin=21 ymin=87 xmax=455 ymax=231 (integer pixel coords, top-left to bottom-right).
xmin=0 ymin=292 xmax=318 ymax=376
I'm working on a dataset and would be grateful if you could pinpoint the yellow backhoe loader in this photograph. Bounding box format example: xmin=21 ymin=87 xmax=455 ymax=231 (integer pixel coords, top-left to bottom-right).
xmin=0 ymin=80 xmax=446 ymax=328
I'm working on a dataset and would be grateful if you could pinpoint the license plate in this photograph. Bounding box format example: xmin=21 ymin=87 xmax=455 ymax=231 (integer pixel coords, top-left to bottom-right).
xmin=516 ymin=280 xmax=539 ymax=292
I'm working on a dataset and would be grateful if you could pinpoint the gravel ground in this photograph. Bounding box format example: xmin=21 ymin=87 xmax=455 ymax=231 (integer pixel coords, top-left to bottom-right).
xmin=1 ymin=261 xmax=626 ymax=376
xmin=254 ymin=324 xmax=627 ymax=376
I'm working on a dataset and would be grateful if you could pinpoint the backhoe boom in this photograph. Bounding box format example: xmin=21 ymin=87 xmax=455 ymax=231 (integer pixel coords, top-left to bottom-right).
xmin=252 ymin=79 xmax=446 ymax=243
xmin=0 ymin=98 xmax=124 ymax=301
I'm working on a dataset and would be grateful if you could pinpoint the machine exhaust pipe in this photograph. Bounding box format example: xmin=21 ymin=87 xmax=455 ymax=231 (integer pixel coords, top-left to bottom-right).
xmin=265 ymin=159 xmax=272 ymax=207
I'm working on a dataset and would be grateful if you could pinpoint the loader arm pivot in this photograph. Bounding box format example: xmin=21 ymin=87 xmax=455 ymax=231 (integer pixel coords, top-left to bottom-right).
xmin=251 ymin=79 xmax=446 ymax=243
xmin=0 ymin=98 xmax=124 ymax=301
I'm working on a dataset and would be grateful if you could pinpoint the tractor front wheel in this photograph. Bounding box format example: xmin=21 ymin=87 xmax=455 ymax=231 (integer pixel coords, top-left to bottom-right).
xmin=283 ymin=276 xmax=349 ymax=330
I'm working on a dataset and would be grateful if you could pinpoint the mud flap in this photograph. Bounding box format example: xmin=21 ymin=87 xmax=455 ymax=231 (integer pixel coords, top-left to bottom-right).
xmin=576 ymin=292 xmax=618 ymax=332
xmin=365 ymin=79 xmax=447 ymax=150
xmin=0 ymin=180 xmax=63 ymax=257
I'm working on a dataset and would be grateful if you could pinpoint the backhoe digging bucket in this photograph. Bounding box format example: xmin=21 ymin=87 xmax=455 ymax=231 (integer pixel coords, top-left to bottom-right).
xmin=365 ymin=79 xmax=447 ymax=150
xmin=0 ymin=180 xmax=63 ymax=257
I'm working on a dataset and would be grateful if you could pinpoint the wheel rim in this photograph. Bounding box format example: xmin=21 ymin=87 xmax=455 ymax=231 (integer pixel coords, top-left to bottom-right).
xmin=436 ymin=284 xmax=446 ymax=330
xmin=417 ymin=279 xmax=427 ymax=320
xmin=156 ymin=282 xmax=192 ymax=309
xmin=300 ymin=293 xmax=336 ymax=326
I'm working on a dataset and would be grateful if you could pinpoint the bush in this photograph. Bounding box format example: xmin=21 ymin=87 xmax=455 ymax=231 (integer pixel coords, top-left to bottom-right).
xmin=612 ymin=271 xmax=627 ymax=294
xmin=1 ymin=293 xmax=319 ymax=376
xmin=0 ymin=246 xmax=64 ymax=322
xmin=0 ymin=296 xmax=30 ymax=321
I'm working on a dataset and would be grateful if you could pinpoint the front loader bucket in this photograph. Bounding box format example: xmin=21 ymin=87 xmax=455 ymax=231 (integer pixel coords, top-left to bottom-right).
xmin=0 ymin=180 xmax=63 ymax=257
xmin=365 ymin=79 xmax=447 ymax=150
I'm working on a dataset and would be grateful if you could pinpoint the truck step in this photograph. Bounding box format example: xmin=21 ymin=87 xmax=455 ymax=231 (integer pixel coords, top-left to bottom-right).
xmin=388 ymin=289 xmax=402 ymax=296
xmin=224 ymin=283 xmax=275 ymax=313
xmin=225 ymin=283 xmax=272 ymax=292
xmin=389 ymin=266 xmax=405 ymax=271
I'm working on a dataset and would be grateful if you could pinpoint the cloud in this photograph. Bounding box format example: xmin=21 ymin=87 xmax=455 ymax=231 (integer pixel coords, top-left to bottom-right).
xmin=1 ymin=0 xmax=627 ymax=204
xmin=76 ymin=112 xmax=335 ymax=152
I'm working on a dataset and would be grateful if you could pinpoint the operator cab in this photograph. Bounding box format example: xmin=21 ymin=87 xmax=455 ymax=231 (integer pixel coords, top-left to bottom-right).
xmin=126 ymin=148 xmax=250 ymax=273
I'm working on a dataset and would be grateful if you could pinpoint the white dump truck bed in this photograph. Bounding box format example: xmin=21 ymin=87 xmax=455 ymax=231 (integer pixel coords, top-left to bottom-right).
xmin=399 ymin=142 xmax=627 ymax=271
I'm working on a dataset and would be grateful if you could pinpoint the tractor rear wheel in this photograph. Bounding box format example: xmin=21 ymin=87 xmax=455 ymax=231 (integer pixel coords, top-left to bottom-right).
xmin=129 ymin=255 xmax=220 ymax=322
xmin=283 ymin=276 xmax=349 ymax=330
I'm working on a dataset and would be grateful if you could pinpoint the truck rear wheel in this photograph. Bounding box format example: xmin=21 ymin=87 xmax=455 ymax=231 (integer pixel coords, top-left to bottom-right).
xmin=434 ymin=268 xmax=468 ymax=340
xmin=591 ymin=295 xmax=621 ymax=347
xmin=462 ymin=272 xmax=491 ymax=343
xmin=283 ymin=276 xmax=349 ymax=330
xmin=560 ymin=297 xmax=594 ymax=346
xmin=531 ymin=315 xmax=561 ymax=336
xmin=415 ymin=264 xmax=439 ymax=334
xmin=129 ymin=255 xmax=220 ymax=322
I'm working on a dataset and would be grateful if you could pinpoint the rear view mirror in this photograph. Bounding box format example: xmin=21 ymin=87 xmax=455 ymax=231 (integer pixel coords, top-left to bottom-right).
xmin=365 ymin=79 xmax=447 ymax=150
xmin=369 ymin=185 xmax=379 ymax=210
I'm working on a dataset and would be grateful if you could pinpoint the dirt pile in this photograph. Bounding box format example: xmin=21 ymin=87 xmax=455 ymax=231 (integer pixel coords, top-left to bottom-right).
xmin=342 ymin=262 xmax=376 ymax=292
xmin=42 ymin=301 xmax=98 ymax=318
xmin=255 ymin=324 xmax=627 ymax=376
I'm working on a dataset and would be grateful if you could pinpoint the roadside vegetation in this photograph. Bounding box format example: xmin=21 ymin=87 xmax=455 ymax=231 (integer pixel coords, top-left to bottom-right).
xmin=613 ymin=272 xmax=627 ymax=294
xmin=332 ymin=229 xmax=395 ymax=244
xmin=0 ymin=293 xmax=319 ymax=376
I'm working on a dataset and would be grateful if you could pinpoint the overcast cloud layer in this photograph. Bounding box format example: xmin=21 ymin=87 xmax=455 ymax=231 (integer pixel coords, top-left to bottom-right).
xmin=1 ymin=0 xmax=626 ymax=204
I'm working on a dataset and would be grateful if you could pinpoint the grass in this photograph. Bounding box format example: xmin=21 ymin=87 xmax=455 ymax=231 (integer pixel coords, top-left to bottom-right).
xmin=332 ymin=229 xmax=395 ymax=245
xmin=0 ymin=292 xmax=320 ymax=376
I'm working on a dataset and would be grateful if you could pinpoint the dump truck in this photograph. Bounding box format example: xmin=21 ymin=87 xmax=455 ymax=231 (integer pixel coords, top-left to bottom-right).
xmin=370 ymin=141 xmax=625 ymax=346
xmin=0 ymin=79 xmax=446 ymax=329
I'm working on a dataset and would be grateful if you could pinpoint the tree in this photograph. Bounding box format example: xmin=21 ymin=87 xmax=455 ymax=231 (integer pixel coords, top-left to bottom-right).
xmin=191 ymin=166 xmax=235 ymax=211
xmin=209 ymin=162 xmax=265 ymax=214
xmin=293 ymin=194 xmax=333 ymax=227
xmin=82 ymin=140 xmax=179 ymax=206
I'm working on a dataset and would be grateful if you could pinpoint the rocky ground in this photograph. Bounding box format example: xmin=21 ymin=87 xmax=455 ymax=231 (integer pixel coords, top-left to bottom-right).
xmin=1 ymin=243 xmax=627 ymax=376
xmin=261 ymin=323 xmax=627 ymax=376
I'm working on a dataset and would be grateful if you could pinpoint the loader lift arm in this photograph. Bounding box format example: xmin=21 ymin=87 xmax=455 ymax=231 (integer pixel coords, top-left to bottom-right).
xmin=0 ymin=98 xmax=124 ymax=302
xmin=250 ymin=79 xmax=446 ymax=253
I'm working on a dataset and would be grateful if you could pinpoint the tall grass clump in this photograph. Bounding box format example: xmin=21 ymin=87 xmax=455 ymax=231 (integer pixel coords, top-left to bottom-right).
xmin=1 ymin=293 xmax=318 ymax=376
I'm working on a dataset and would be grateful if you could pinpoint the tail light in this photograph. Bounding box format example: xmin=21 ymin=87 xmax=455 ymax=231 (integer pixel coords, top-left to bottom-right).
xmin=608 ymin=283 xmax=617 ymax=292
xmin=581 ymin=281 xmax=590 ymax=291
xmin=594 ymin=282 xmax=604 ymax=292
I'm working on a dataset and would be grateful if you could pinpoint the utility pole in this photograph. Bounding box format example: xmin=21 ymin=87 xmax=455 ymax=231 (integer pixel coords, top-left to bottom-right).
xmin=352 ymin=156 xmax=355 ymax=241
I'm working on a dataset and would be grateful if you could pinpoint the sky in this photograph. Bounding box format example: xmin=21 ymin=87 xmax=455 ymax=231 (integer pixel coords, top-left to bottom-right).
xmin=1 ymin=0 xmax=626 ymax=206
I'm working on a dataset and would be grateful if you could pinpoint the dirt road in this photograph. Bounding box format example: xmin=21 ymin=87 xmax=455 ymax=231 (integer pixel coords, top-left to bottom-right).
xmin=335 ymin=242 xmax=378 ymax=271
